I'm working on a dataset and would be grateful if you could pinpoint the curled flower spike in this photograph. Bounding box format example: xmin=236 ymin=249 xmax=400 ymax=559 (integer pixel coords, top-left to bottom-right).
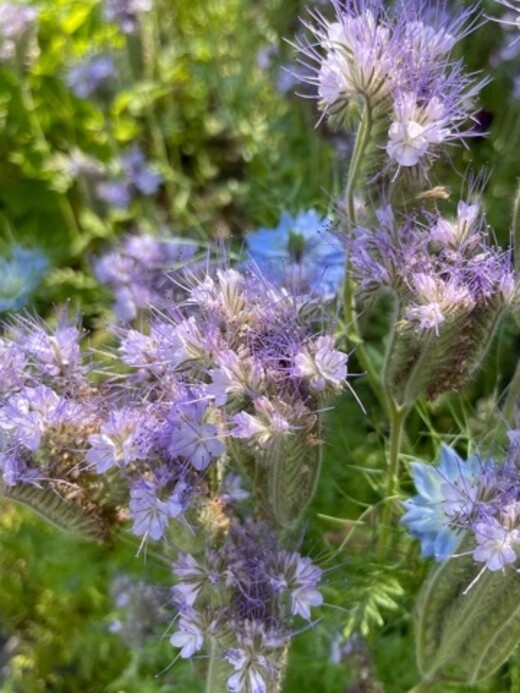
xmin=169 ymin=520 xmax=323 ymax=689
xmin=348 ymin=200 xmax=516 ymax=402
xmin=296 ymin=0 xmax=484 ymax=174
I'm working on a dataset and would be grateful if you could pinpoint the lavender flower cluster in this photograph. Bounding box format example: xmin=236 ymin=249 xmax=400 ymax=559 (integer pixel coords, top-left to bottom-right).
xmin=93 ymin=232 xmax=198 ymax=321
xmin=65 ymin=146 xmax=163 ymax=214
xmin=402 ymin=437 xmax=520 ymax=578
xmin=0 ymin=263 xmax=347 ymax=675
xmin=350 ymin=201 xmax=514 ymax=333
xmin=0 ymin=263 xmax=346 ymax=541
xmin=348 ymin=200 xmax=516 ymax=401
xmin=170 ymin=520 xmax=323 ymax=692
xmin=0 ymin=1 xmax=38 ymax=62
xmin=298 ymin=0 xmax=484 ymax=172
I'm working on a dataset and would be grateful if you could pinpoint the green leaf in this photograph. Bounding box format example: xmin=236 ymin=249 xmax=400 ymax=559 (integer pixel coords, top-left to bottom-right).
xmin=416 ymin=541 xmax=520 ymax=683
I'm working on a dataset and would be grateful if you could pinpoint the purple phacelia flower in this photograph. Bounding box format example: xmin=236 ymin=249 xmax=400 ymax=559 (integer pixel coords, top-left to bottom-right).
xmin=272 ymin=551 xmax=324 ymax=620
xmin=230 ymin=397 xmax=292 ymax=449
xmin=96 ymin=180 xmax=131 ymax=210
xmin=224 ymin=644 xmax=269 ymax=693
xmin=245 ymin=211 xmax=345 ymax=299
xmin=208 ymin=349 xmax=266 ymax=405
xmin=0 ymin=385 xmax=62 ymax=451
xmin=170 ymin=606 xmax=205 ymax=659
xmin=129 ymin=477 xmax=189 ymax=541
xmin=121 ymin=147 xmax=162 ymax=196
xmin=291 ymin=335 xmax=347 ymax=392
xmin=473 ymin=518 xmax=520 ymax=572
xmin=17 ymin=313 xmax=83 ymax=378
xmin=93 ymin=233 xmax=198 ymax=321
xmin=0 ymin=337 xmax=27 ymax=394
xmin=86 ymin=407 xmax=150 ymax=473
xmin=162 ymin=396 xmax=224 ymax=471
xmin=297 ymin=1 xmax=484 ymax=169
xmin=66 ymin=55 xmax=116 ymax=99
xmin=172 ymin=553 xmax=208 ymax=608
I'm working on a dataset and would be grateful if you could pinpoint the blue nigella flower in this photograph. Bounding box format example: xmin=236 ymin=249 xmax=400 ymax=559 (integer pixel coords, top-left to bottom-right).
xmin=401 ymin=444 xmax=481 ymax=560
xmin=0 ymin=245 xmax=48 ymax=312
xmin=245 ymin=210 xmax=345 ymax=299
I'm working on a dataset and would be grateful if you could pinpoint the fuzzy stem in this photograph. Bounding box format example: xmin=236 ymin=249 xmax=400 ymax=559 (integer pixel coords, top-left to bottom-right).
xmin=513 ymin=179 xmax=520 ymax=278
xmin=376 ymin=400 xmax=409 ymax=560
xmin=206 ymin=639 xmax=228 ymax=693
xmin=344 ymin=98 xmax=372 ymax=225
xmin=503 ymin=357 xmax=520 ymax=424
xmin=342 ymin=99 xmax=387 ymax=411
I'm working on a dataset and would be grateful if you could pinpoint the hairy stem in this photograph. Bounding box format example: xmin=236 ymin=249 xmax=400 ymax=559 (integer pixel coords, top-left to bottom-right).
xmin=342 ymin=99 xmax=387 ymax=410
xmin=513 ymin=179 xmax=520 ymax=277
xmin=377 ymin=401 xmax=409 ymax=560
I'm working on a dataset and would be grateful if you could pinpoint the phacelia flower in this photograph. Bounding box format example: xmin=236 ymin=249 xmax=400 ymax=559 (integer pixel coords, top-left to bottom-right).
xmin=66 ymin=55 xmax=116 ymax=99
xmin=161 ymin=396 xmax=225 ymax=471
xmin=93 ymin=232 xmax=197 ymax=321
xmin=297 ymin=1 xmax=484 ymax=171
xmin=86 ymin=407 xmax=150 ymax=473
xmin=291 ymin=335 xmax=347 ymax=392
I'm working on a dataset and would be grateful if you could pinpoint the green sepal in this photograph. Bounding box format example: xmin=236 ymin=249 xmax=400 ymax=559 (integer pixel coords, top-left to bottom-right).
xmin=385 ymin=301 xmax=504 ymax=406
xmin=1 ymin=482 xmax=105 ymax=541
xmin=266 ymin=431 xmax=322 ymax=531
xmin=416 ymin=538 xmax=520 ymax=683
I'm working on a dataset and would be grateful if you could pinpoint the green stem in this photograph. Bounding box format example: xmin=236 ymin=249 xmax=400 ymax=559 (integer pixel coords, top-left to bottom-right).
xmin=205 ymin=638 xmax=229 ymax=693
xmin=512 ymin=180 xmax=520 ymax=278
xmin=344 ymin=97 xmax=372 ymax=226
xmin=342 ymin=99 xmax=387 ymax=410
xmin=130 ymin=16 xmax=178 ymax=220
xmin=503 ymin=357 xmax=520 ymax=424
xmin=376 ymin=401 xmax=409 ymax=560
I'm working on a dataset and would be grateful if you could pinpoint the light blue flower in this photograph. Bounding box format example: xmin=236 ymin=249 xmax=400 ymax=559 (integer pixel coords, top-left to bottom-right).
xmin=0 ymin=245 xmax=48 ymax=312
xmin=245 ymin=210 xmax=345 ymax=299
xmin=401 ymin=444 xmax=481 ymax=560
